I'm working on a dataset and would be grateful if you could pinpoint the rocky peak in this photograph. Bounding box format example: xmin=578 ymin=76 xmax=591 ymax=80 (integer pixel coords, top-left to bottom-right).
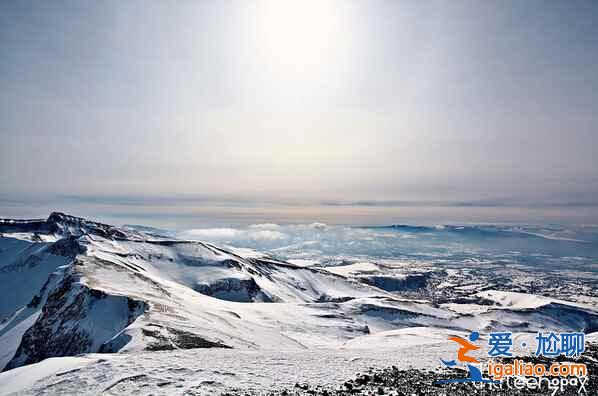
xmin=0 ymin=212 xmax=146 ymax=241
xmin=45 ymin=212 xmax=144 ymax=241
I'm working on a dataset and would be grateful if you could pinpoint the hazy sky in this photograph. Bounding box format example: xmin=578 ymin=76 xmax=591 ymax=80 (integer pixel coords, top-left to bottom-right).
xmin=1 ymin=1 xmax=597 ymax=224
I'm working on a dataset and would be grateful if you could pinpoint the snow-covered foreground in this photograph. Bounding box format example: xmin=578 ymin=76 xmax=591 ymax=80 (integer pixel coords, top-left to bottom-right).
xmin=0 ymin=213 xmax=597 ymax=394
xmin=2 ymin=331 xmax=596 ymax=395
xmin=0 ymin=344 xmax=450 ymax=395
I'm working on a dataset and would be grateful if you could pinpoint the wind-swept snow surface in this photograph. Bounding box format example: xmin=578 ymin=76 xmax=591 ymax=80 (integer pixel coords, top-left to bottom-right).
xmin=0 ymin=213 xmax=597 ymax=394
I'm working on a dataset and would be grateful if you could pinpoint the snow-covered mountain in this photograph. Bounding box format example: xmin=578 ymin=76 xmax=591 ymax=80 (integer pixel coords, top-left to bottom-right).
xmin=1 ymin=212 xmax=597 ymax=376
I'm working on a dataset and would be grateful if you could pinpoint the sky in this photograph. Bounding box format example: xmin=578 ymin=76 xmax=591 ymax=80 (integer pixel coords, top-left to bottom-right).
xmin=1 ymin=1 xmax=598 ymax=226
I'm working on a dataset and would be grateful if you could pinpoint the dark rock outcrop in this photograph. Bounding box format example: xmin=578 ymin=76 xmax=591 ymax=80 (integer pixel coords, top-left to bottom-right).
xmin=4 ymin=273 xmax=146 ymax=371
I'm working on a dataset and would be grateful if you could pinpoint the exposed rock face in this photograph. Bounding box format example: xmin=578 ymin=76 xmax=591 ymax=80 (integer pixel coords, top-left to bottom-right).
xmin=4 ymin=271 xmax=146 ymax=370
xmin=193 ymin=277 xmax=272 ymax=302
xmin=0 ymin=212 xmax=146 ymax=241
xmin=2 ymin=212 xmax=379 ymax=371
xmin=360 ymin=273 xmax=429 ymax=292
xmin=3 ymin=212 xmax=598 ymax=377
xmin=45 ymin=212 xmax=143 ymax=240
xmin=0 ymin=213 xmax=154 ymax=371
xmin=139 ymin=325 xmax=232 ymax=351
xmin=46 ymin=236 xmax=87 ymax=258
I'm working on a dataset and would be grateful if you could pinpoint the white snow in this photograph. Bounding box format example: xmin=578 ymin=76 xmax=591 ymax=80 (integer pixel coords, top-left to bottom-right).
xmin=0 ymin=347 xmax=450 ymax=395
xmin=1 ymin=214 xmax=597 ymax=394
xmin=341 ymin=326 xmax=464 ymax=349
xmin=0 ymin=308 xmax=40 ymax=370
xmin=0 ymin=356 xmax=93 ymax=395
xmin=0 ymin=237 xmax=71 ymax=319
xmin=476 ymin=290 xmax=596 ymax=311
xmin=322 ymin=262 xmax=382 ymax=277
xmin=286 ymin=258 xmax=319 ymax=267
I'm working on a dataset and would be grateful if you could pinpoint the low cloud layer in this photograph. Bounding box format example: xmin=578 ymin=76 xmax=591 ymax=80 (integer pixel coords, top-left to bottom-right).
xmin=174 ymin=223 xmax=598 ymax=270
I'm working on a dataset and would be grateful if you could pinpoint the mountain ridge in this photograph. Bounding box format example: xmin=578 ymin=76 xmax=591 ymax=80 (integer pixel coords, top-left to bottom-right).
xmin=1 ymin=212 xmax=597 ymax=373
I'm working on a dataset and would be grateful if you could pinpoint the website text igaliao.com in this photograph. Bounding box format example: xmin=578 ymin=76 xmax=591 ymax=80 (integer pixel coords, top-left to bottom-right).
xmin=480 ymin=360 xmax=589 ymax=394
xmin=488 ymin=359 xmax=587 ymax=379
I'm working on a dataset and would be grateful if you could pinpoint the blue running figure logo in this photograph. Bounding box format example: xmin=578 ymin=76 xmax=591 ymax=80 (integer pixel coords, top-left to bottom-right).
xmin=436 ymin=331 xmax=498 ymax=384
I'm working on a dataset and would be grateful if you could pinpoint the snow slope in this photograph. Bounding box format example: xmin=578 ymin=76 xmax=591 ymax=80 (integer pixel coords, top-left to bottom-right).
xmin=0 ymin=212 xmax=597 ymax=388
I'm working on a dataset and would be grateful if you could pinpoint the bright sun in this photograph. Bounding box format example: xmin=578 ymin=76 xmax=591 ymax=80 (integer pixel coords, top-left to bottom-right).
xmin=253 ymin=0 xmax=345 ymax=76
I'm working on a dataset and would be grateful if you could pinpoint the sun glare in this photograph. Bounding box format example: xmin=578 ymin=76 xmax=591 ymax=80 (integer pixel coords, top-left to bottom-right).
xmin=253 ymin=0 xmax=344 ymax=75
